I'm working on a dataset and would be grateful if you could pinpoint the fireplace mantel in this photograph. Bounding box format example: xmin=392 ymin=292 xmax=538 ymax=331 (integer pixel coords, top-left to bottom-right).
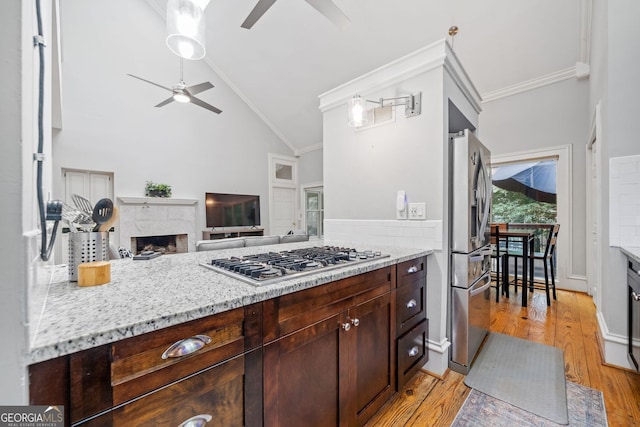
xmin=117 ymin=197 xmax=198 ymax=206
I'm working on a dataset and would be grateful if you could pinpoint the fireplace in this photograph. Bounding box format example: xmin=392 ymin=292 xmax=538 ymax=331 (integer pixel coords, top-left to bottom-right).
xmin=118 ymin=197 xmax=198 ymax=253
xmin=131 ymin=234 xmax=188 ymax=255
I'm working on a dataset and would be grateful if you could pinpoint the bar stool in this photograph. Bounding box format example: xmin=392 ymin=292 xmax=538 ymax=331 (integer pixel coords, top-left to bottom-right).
xmin=490 ymin=224 xmax=508 ymax=301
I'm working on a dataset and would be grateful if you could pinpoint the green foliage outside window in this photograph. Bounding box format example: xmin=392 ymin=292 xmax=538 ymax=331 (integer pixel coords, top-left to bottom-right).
xmin=492 ymin=187 xmax=557 ymax=252
xmin=492 ymin=187 xmax=556 ymax=224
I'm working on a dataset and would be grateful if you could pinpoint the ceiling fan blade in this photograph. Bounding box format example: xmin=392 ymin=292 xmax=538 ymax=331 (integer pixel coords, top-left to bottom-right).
xmin=154 ymin=96 xmax=175 ymax=108
xmin=127 ymin=74 xmax=172 ymax=92
xmin=241 ymin=0 xmax=277 ymax=29
xmin=305 ymin=0 xmax=350 ymax=29
xmin=187 ymin=81 xmax=214 ymax=95
xmin=190 ymin=96 xmax=222 ymax=114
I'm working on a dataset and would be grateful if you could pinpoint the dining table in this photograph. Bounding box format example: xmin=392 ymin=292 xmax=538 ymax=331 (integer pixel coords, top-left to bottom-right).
xmin=492 ymin=228 xmax=535 ymax=307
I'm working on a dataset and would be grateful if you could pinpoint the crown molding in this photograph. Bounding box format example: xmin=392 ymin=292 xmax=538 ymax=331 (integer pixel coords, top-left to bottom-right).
xmin=318 ymin=39 xmax=448 ymax=113
xmin=295 ymin=143 xmax=323 ymax=156
xmin=481 ymin=66 xmax=578 ymax=103
xmin=443 ymin=42 xmax=483 ymax=113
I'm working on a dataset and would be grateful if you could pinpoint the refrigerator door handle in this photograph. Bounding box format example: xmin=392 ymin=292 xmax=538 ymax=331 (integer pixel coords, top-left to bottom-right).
xmin=470 ymin=273 xmax=492 ymax=297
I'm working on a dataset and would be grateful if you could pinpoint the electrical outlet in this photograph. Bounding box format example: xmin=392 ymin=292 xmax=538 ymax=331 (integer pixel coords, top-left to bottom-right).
xmin=408 ymin=202 xmax=426 ymax=220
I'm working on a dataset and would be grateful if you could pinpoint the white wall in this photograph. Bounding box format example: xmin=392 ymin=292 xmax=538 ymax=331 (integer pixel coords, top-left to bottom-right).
xmin=52 ymin=0 xmax=293 ymax=245
xmin=324 ymin=71 xmax=446 ymax=221
xmin=321 ymin=41 xmax=482 ymax=375
xmin=587 ymin=0 xmax=640 ymax=367
xmin=480 ymin=78 xmax=590 ymax=279
xmin=0 ymin=0 xmax=55 ymax=404
xmin=298 ymin=148 xmax=323 ymax=186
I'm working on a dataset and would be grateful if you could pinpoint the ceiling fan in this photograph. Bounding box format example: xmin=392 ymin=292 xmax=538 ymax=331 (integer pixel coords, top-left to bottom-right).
xmin=127 ymin=59 xmax=222 ymax=114
xmin=241 ymin=0 xmax=350 ymax=29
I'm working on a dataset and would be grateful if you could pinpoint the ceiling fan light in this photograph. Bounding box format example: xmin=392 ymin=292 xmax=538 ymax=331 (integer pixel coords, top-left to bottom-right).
xmin=166 ymin=0 xmax=206 ymax=60
xmin=173 ymin=91 xmax=190 ymax=103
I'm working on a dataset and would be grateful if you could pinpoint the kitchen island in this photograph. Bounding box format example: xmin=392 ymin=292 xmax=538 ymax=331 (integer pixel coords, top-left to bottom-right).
xmin=29 ymin=240 xmax=432 ymax=426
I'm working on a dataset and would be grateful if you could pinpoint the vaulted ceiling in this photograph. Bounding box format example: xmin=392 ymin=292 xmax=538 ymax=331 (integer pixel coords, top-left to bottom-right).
xmin=147 ymin=0 xmax=588 ymax=154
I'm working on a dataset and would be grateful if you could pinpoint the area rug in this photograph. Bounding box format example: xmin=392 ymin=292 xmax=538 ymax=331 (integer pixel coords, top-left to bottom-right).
xmin=451 ymin=381 xmax=608 ymax=426
xmin=463 ymin=332 xmax=568 ymax=424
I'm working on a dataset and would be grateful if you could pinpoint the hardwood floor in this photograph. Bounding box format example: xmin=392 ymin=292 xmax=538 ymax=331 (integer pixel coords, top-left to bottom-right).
xmin=366 ymin=288 xmax=640 ymax=426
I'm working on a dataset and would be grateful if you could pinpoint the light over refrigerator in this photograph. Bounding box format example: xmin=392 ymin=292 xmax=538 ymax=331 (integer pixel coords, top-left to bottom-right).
xmin=449 ymin=129 xmax=492 ymax=374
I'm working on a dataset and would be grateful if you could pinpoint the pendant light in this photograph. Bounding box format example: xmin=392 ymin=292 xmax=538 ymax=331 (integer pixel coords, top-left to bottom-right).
xmin=166 ymin=0 xmax=208 ymax=60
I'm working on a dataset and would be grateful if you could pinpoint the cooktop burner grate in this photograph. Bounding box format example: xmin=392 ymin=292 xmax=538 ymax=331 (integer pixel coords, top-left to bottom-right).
xmin=199 ymin=246 xmax=388 ymax=286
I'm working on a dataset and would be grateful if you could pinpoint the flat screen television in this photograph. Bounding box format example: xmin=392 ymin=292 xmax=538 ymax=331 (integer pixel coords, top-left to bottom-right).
xmin=205 ymin=193 xmax=260 ymax=228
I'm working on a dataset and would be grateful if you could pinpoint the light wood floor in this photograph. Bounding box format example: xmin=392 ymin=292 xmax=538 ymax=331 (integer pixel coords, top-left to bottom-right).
xmin=366 ymin=288 xmax=640 ymax=426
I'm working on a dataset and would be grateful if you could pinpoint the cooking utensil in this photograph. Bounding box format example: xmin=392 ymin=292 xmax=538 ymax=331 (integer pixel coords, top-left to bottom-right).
xmin=72 ymin=194 xmax=94 ymax=215
xmin=61 ymin=202 xmax=94 ymax=226
xmin=92 ymin=198 xmax=114 ymax=232
xmin=98 ymin=206 xmax=119 ymax=232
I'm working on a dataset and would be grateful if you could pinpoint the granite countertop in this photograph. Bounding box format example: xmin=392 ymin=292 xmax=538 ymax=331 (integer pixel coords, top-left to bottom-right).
xmin=29 ymin=240 xmax=432 ymax=364
xmin=621 ymin=246 xmax=640 ymax=264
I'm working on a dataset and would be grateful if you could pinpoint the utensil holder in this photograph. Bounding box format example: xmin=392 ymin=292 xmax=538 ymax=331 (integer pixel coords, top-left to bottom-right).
xmin=68 ymin=231 xmax=109 ymax=281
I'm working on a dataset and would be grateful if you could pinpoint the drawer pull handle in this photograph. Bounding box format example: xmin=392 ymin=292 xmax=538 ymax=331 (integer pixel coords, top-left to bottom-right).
xmin=162 ymin=335 xmax=212 ymax=360
xmin=408 ymin=346 xmax=420 ymax=357
xmin=342 ymin=322 xmax=351 ymax=332
xmin=407 ymin=265 xmax=418 ymax=274
xmin=632 ymin=291 xmax=640 ymax=302
xmin=406 ymin=299 xmax=417 ymax=309
xmin=351 ymin=318 xmax=360 ymax=327
xmin=179 ymin=414 xmax=212 ymax=427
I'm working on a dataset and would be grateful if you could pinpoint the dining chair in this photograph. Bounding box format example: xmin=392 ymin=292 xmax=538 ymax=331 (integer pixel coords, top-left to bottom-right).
xmin=490 ymin=224 xmax=508 ymax=302
xmin=506 ymin=224 xmax=560 ymax=306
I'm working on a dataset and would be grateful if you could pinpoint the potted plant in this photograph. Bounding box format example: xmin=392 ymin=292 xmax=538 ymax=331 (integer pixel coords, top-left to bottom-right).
xmin=145 ymin=181 xmax=172 ymax=198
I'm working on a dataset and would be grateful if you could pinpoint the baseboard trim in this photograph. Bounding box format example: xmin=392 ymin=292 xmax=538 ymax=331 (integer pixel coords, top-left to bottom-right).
xmin=596 ymin=310 xmax=635 ymax=370
xmin=422 ymin=337 xmax=451 ymax=377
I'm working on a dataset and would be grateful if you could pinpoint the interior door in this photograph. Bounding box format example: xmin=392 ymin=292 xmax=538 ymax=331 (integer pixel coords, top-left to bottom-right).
xmin=271 ymin=187 xmax=296 ymax=236
xmin=57 ymin=169 xmax=114 ymax=264
xmin=269 ymin=154 xmax=298 ymax=235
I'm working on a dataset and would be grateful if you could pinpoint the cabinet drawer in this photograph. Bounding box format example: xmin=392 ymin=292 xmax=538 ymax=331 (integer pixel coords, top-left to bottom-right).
xmin=396 ymin=278 xmax=426 ymax=336
xmin=396 ymin=257 xmax=427 ymax=288
xmin=111 ymin=304 xmax=262 ymax=405
xmin=263 ymin=267 xmax=392 ymax=342
xmin=84 ymin=352 xmax=259 ymax=427
xmin=397 ymin=319 xmax=428 ymax=390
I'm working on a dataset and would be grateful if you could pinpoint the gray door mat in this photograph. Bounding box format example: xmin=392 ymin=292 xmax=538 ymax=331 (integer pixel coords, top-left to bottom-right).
xmin=464 ymin=332 xmax=568 ymax=425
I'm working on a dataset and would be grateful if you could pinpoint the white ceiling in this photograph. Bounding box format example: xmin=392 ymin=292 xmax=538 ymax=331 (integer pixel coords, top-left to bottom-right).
xmin=148 ymin=0 xmax=586 ymax=153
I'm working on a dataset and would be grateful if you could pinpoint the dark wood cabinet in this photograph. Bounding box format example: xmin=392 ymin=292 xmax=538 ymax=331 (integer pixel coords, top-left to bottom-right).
xmin=29 ymin=304 xmax=263 ymax=426
xmin=263 ymin=267 xmax=395 ymax=427
xmin=82 ymin=349 xmax=262 ymax=427
xmin=395 ymin=256 xmax=428 ymax=390
xmin=348 ymin=291 xmax=395 ymax=426
xmin=29 ymin=257 xmax=429 ymax=427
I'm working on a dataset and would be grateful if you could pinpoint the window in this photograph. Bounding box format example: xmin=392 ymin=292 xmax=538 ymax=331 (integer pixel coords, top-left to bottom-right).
xmin=304 ymin=187 xmax=323 ymax=237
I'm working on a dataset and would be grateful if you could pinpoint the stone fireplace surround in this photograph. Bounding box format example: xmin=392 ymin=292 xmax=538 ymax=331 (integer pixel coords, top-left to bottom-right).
xmin=118 ymin=197 xmax=198 ymax=253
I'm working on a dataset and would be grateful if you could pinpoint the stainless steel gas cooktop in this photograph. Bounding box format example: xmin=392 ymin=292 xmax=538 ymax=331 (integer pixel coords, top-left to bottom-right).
xmin=199 ymin=246 xmax=388 ymax=286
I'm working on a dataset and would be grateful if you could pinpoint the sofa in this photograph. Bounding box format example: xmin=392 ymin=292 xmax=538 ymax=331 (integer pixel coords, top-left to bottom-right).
xmin=195 ymin=234 xmax=309 ymax=252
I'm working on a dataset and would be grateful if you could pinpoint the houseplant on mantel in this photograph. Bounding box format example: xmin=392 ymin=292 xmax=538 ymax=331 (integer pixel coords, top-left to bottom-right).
xmin=145 ymin=181 xmax=172 ymax=198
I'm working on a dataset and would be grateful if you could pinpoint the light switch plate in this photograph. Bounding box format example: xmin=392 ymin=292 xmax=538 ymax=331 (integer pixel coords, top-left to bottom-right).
xmin=408 ymin=202 xmax=426 ymax=220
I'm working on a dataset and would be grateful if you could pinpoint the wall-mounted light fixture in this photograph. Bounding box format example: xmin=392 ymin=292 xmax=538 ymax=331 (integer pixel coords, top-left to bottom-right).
xmin=347 ymin=92 xmax=422 ymax=128
xmin=166 ymin=0 xmax=210 ymax=60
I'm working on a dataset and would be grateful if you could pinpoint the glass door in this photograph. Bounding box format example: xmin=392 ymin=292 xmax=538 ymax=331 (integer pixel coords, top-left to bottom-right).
xmin=304 ymin=188 xmax=323 ymax=237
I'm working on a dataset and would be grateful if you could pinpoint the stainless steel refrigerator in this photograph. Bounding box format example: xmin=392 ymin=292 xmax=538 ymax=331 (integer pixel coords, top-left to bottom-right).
xmin=449 ymin=129 xmax=492 ymax=374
